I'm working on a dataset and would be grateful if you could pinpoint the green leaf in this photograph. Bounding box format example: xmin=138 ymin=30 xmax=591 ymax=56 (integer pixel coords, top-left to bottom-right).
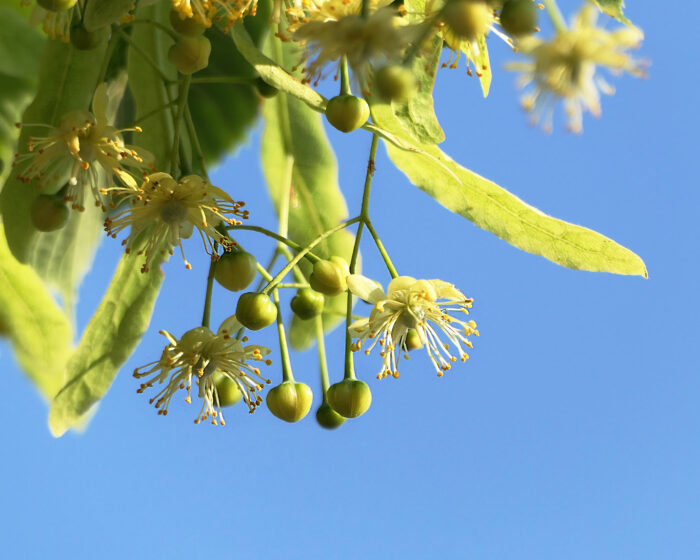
xmin=48 ymin=251 xmax=165 ymax=437
xmin=371 ymin=101 xmax=647 ymax=276
xmin=587 ymin=0 xmax=638 ymax=29
xmin=387 ymin=0 xmax=443 ymax=145
xmin=187 ymin=7 xmax=269 ymax=167
xmin=0 ymin=34 xmax=108 ymax=270
xmin=127 ymin=2 xmax=178 ymax=168
xmin=0 ymin=222 xmax=72 ymax=401
xmin=231 ymin=22 xmax=326 ymax=113
xmin=84 ymin=0 xmax=134 ymax=32
xmin=260 ymin=37 xmax=355 ymax=350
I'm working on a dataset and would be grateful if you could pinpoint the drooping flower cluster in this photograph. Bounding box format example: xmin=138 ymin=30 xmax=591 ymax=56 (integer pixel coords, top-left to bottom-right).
xmin=104 ymin=172 xmax=248 ymax=272
xmin=13 ymin=84 xmax=151 ymax=211
xmin=171 ymin=0 xmax=258 ymax=30
xmin=28 ymin=3 xmax=76 ymax=42
xmin=347 ymin=275 xmax=479 ymax=379
xmin=285 ymin=0 xmax=419 ymax=89
xmin=134 ymin=326 xmax=272 ymax=424
xmin=508 ymin=5 xmax=646 ymax=132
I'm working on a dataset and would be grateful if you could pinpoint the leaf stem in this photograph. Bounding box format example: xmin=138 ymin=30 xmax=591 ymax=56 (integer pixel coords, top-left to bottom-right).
xmin=344 ymin=134 xmax=379 ymax=380
xmin=129 ymin=18 xmax=180 ymax=41
xmin=272 ymin=289 xmax=294 ymax=383
xmin=261 ymin=217 xmax=361 ymax=295
xmin=365 ymin=219 xmax=398 ymax=278
xmin=543 ymin=0 xmax=567 ymax=33
xmin=201 ymin=255 xmax=216 ymax=328
xmin=228 ymin=225 xmax=323 ymax=263
xmin=190 ymin=76 xmax=257 ymax=85
xmin=339 ymin=56 xmax=351 ymax=95
xmin=315 ymin=315 xmax=331 ymax=400
xmin=170 ymin=73 xmax=191 ymax=176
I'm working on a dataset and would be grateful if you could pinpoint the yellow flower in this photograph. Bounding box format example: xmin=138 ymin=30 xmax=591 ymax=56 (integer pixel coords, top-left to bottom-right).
xmin=134 ymin=325 xmax=272 ymax=425
xmin=347 ymin=275 xmax=479 ymax=379
xmin=171 ymin=0 xmax=258 ymax=30
xmin=29 ymin=4 xmax=75 ymax=42
xmin=14 ymin=83 xmax=151 ymax=211
xmin=286 ymin=0 xmax=418 ymax=89
xmin=508 ymin=5 xmax=646 ymax=132
xmin=425 ymin=0 xmax=510 ymax=83
xmin=103 ymin=172 xmax=248 ymax=272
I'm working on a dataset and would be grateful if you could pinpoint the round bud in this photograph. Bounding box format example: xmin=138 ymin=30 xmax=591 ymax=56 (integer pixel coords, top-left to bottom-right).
xmin=375 ymin=65 xmax=416 ymax=102
xmin=169 ymin=9 xmax=207 ymax=36
xmin=309 ymin=259 xmax=348 ymax=296
xmin=325 ymin=94 xmax=370 ymax=133
xmin=214 ymin=251 xmax=257 ymax=292
xmin=442 ymin=0 xmax=492 ymax=41
xmin=30 ymin=194 xmax=69 ymax=232
xmin=70 ymin=25 xmax=101 ymax=51
xmin=255 ymin=77 xmax=279 ymax=98
xmin=327 ymin=379 xmax=372 ymax=418
xmin=316 ymin=403 xmax=346 ymax=429
xmin=290 ymin=288 xmax=324 ymax=320
xmin=235 ymin=292 xmax=277 ymax=331
xmin=266 ymin=381 xmax=313 ymax=423
xmin=37 ymin=0 xmax=77 ymax=11
xmin=167 ymin=35 xmax=211 ymax=74
xmin=215 ymin=375 xmax=242 ymax=407
xmin=499 ymin=0 xmax=538 ymax=36
xmin=404 ymin=329 xmax=423 ymax=351
xmin=329 ymin=256 xmax=350 ymax=277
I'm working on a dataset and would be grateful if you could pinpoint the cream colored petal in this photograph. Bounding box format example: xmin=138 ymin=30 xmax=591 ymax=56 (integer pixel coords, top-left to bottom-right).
xmin=387 ymin=276 xmax=416 ymax=297
xmin=347 ymin=274 xmax=386 ymax=303
xmin=218 ymin=315 xmax=242 ymax=336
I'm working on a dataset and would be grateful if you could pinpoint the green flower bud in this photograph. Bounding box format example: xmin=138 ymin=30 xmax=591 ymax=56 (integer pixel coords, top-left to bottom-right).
xmin=442 ymin=0 xmax=492 ymax=41
xmin=375 ymin=65 xmax=416 ymax=102
xmin=315 ymin=403 xmax=346 ymax=429
xmin=30 ymin=194 xmax=69 ymax=232
xmin=255 ymin=77 xmax=279 ymax=98
xmin=499 ymin=0 xmax=538 ymax=37
xmin=325 ymin=94 xmax=370 ymax=133
xmin=266 ymin=381 xmax=313 ymax=423
xmin=309 ymin=258 xmax=348 ymax=296
xmin=290 ymin=288 xmax=324 ymax=320
xmin=327 ymin=379 xmax=372 ymax=418
xmin=214 ymin=250 xmax=257 ymax=292
xmin=235 ymin=293 xmax=277 ymax=331
xmin=70 ymin=25 xmax=101 ymax=51
xmin=167 ymin=35 xmax=211 ymax=74
xmin=169 ymin=9 xmax=207 ymax=36
xmin=404 ymin=329 xmax=423 ymax=351
xmin=215 ymin=374 xmax=242 ymax=407
xmin=37 ymin=0 xmax=77 ymax=11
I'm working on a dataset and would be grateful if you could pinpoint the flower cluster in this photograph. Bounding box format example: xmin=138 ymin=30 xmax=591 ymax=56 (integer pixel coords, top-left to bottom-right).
xmin=14 ymin=84 xmax=151 ymax=211
xmin=285 ymin=0 xmax=419 ymax=89
xmin=171 ymin=0 xmax=258 ymax=30
xmin=104 ymin=172 xmax=248 ymax=272
xmin=508 ymin=5 xmax=646 ymax=132
xmin=134 ymin=326 xmax=272 ymax=424
xmin=347 ymin=275 xmax=479 ymax=379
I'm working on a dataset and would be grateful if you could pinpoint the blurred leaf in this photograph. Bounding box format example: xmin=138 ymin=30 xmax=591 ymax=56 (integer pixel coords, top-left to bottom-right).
xmin=48 ymin=251 xmax=165 ymax=437
xmin=187 ymin=11 xmax=267 ymax=167
xmin=84 ymin=0 xmax=134 ymax=32
xmin=260 ymin=37 xmax=355 ymax=350
xmin=0 ymin=0 xmax=33 ymax=18
xmin=587 ymin=0 xmax=637 ymax=29
xmin=0 ymin=222 xmax=72 ymax=401
xmin=127 ymin=1 xmax=178 ymax=167
xmin=0 ymin=31 xmax=108 ymax=300
xmin=370 ymin=100 xmax=647 ymax=277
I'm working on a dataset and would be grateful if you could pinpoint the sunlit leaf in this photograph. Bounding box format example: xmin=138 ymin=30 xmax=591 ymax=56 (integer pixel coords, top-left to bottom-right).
xmin=48 ymin=251 xmax=165 ymax=437
xmin=370 ymin=99 xmax=647 ymax=277
xmin=0 ymin=222 xmax=72 ymax=401
xmin=587 ymin=0 xmax=638 ymax=29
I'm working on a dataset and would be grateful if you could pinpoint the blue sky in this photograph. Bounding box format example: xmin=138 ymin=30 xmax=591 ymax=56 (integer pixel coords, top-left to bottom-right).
xmin=1 ymin=2 xmax=699 ymax=558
